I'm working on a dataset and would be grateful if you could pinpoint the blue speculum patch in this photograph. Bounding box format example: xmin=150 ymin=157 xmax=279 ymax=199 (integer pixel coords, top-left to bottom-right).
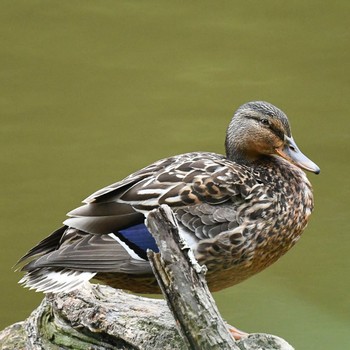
xmin=118 ymin=223 xmax=159 ymax=258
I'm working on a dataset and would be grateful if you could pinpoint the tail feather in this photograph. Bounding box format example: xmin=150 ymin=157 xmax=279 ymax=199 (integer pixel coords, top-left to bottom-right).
xmin=16 ymin=226 xmax=67 ymax=267
xmin=19 ymin=267 xmax=95 ymax=293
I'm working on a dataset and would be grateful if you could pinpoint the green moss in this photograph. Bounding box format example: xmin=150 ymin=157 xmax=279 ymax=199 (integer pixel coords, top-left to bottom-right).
xmin=0 ymin=322 xmax=27 ymax=349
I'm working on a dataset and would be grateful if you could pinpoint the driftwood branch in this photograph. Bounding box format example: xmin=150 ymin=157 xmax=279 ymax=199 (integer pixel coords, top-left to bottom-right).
xmin=0 ymin=205 xmax=294 ymax=350
xmin=146 ymin=205 xmax=238 ymax=349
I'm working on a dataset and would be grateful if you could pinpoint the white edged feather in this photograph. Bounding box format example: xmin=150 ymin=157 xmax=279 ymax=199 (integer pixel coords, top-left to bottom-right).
xmin=19 ymin=268 xmax=96 ymax=293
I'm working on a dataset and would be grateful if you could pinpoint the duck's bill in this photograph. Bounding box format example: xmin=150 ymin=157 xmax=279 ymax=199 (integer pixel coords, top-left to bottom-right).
xmin=275 ymin=135 xmax=320 ymax=174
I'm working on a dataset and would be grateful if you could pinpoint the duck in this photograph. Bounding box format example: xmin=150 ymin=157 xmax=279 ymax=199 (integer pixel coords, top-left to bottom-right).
xmin=18 ymin=101 xmax=320 ymax=296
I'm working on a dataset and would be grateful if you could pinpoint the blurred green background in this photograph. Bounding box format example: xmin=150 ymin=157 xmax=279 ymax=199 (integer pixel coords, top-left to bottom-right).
xmin=1 ymin=1 xmax=349 ymax=349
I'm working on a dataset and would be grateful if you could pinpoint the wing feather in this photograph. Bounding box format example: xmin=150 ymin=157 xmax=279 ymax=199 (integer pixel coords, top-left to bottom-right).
xmin=22 ymin=230 xmax=152 ymax=274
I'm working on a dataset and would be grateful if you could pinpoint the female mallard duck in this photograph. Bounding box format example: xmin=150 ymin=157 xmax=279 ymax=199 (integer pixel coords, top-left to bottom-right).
xmin=18 ymin=101 xmax=319 ymax=295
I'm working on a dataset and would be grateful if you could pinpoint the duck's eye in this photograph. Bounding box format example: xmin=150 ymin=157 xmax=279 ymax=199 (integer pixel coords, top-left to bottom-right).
xmin=260 ymin=118 xmax=270 ymax=126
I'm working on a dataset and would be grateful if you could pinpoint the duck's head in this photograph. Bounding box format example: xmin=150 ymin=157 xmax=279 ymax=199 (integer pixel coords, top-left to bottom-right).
xmin=225 ymin=101 xmax=320 ymax=174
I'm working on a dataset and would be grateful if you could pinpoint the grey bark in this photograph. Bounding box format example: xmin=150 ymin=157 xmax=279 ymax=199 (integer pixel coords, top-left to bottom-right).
xmin=0 ymin=286 xmax=294 ymax=350
xmin=0 ymin=205 xmax=294 ymax=350
xmin=146 ymin=205 xmax=239 ymax=349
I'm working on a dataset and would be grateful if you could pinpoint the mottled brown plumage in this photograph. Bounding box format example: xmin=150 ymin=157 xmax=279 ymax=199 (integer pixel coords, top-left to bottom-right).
xmin=18 ymin=101 xmax=319 ymax=294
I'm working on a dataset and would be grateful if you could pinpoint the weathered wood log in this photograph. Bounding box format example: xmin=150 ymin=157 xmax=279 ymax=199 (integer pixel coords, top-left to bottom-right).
xmin=0 ymin=285 xmax=185 ymax=350
xmin=0 ymin=205 xmax=295 ymax=349
xmin=0 ymin=285 xmax=294 ymax=350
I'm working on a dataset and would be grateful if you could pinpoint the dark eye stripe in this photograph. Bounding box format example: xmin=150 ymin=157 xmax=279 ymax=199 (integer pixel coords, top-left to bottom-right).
xmin=268 ymin=123 xmax=285 ymax=140
xmin=246 ymin=115 xmax=285 ymax=140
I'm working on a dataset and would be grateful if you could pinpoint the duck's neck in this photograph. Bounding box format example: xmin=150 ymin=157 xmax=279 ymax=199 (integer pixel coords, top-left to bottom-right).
xmin=225 ymin=138 xmax=265 ymax=167
xmin=225 ymin=127 xmax=270 ymax=166
xmin=228 ymin=150 xmax=263 ymax=166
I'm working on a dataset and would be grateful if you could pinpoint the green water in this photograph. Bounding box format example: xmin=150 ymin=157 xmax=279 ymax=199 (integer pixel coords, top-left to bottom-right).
xmin=1 ymin=1 xmax=349 ymax=349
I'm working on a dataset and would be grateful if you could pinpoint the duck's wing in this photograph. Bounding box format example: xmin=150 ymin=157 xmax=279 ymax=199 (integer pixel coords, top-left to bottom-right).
xmin=31 ymin=152 xmax=258 ymax=266
xmin=64 ymin=152 xmax=256 ymax=234
xmin=19 ymin=153 xmax=260 ymax=292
